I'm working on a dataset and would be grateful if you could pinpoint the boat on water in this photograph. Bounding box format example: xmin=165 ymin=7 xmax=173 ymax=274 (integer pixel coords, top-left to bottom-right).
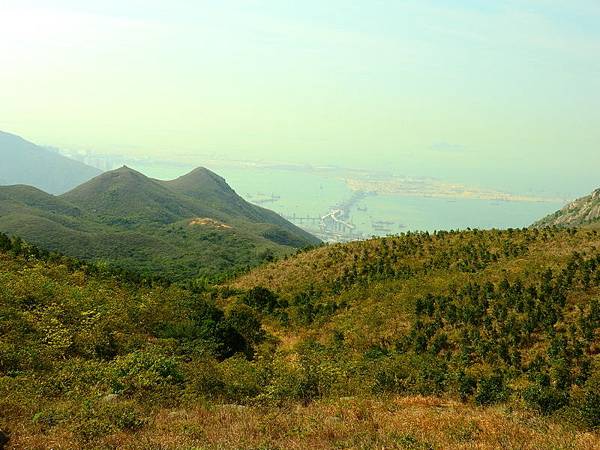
xmin=372 ymin=226 xmax=393 ymax=233
xmin=372 ymin=220 xmax=394 ymax=226
xmin=252 ymin=193 xmax=281 ymax=205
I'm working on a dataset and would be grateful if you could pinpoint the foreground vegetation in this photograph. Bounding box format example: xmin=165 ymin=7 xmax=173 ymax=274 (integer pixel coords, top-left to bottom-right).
xmin=1 ymin=227 xmax=600 ymax=448
xmin=9 ymin=397 xmax=600 ymax=449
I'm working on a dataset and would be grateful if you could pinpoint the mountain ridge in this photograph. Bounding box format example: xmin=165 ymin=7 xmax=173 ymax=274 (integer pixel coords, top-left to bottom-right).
xmin=0 ymin=166 xmax=319 ymax=278
xmin=0 ymin=130 xmax=102 ymax=194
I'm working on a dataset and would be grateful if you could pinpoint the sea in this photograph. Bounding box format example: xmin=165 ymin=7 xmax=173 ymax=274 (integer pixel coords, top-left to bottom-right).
xmin=128 ymin=160 xmax=564 ymax=240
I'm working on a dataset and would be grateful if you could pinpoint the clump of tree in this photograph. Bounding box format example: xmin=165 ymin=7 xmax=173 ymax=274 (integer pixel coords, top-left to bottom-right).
xmin=399 ymin=251 xmax=600 ymax=416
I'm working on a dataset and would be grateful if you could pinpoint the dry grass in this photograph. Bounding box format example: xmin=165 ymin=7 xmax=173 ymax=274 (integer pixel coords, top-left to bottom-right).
xmin=7 ymin=396 xmax=600 ymax=450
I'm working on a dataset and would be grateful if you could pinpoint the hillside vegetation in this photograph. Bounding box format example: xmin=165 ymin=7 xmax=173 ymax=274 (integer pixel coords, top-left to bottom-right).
xmin=0 ymin=130 xmax=101 ymax=194
xmin=535 ymin=188 xmax=600 ymax=229
xmin=0 ymin=166 xmax=319 ymax=280
xmin=1 ymin=228 xmax=600 ymax=448
xmin=230 ymin=228 xmax=600 ymax=425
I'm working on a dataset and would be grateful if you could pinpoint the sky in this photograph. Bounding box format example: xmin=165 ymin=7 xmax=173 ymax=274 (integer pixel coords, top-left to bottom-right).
xmin=1 ymin=0 xmax=599 ymax=195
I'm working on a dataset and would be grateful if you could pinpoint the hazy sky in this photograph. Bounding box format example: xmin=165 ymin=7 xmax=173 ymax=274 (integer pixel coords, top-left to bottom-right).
xmin=1 ymin=1 xmax=599 ymax=193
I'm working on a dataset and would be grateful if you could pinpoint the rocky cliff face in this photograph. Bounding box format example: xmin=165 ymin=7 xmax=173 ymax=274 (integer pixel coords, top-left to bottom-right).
xmin=534 ymin=188 xmax=600 ymax=228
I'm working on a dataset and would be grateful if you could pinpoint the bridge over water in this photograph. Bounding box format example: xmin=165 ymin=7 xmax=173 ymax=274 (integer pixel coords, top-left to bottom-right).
xmin=283 ymin=190 xmax=373 ymax=238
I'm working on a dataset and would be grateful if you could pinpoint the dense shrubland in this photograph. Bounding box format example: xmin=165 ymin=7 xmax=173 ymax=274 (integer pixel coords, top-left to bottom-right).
xmin=231 ymin=228 xmax=600 ymax=425
xmin=1 ymin=228 xmax=600 ymax=448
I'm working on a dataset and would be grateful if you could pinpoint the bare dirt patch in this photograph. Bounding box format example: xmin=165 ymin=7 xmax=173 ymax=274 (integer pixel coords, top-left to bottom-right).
xmin=188 ymin=218 xmax=232 ymax=229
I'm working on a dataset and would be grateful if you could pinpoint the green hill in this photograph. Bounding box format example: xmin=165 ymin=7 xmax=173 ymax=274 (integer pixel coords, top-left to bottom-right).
xmin=233 ymin=227 xmax=600 ymax=347
xmin=0 ymin=130 xmax=101 ymax=194
xmin=61 ymin=166 xmax=201 ymax=224
xmin=534 ymin=188 xmax=600 ymax=229
xmin=227 ymin=228 xmax=600 ymax=430
xmin=0 ymin=166 xmax=319 ymax=279
xmin=0 ymin=184 xmax=83 ymax=217
xmin=161 ymin=168 xmax=315 ymax=247
xmin=1 ymin=229 xmax=600 ymax=449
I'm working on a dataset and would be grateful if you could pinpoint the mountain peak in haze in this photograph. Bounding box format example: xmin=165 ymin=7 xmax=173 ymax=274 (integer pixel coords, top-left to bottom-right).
xmin=0 ymin=130 xmax=101 ymax=194
xmin=61 ymin=166 xmax=197 ymax=224
xmin=63 ymin=165 xmax=158 ymax=195
xmin=161 ymin=167 xmax=308 ymax=230
xmin=165 ymin=167 xmax=237 ymax=199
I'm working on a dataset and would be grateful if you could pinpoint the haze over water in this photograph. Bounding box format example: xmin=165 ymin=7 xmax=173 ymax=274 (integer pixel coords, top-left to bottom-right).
xmin=1 ymin=1 xmax=598 ymax=233
xmin=110 ymin=158 xmax=563 ymax=237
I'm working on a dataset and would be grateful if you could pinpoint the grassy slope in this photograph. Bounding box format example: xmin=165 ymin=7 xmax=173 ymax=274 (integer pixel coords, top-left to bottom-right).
xmin=224 ymin=228 xmax=600 ymax=441
xmin=0 ymin=167 xmax=319 ymax=279
xmin=1 ymin=243 xmax=599 ymax=449
xmin=12 ymin=397 xmax=600 ymax=449
xmin=233 ymin=228 xmax=600 ymax=349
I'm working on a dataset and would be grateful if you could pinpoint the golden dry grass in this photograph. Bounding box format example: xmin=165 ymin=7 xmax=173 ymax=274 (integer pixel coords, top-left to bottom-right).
xmin=7 ymin=396 xmax=600 ymax=450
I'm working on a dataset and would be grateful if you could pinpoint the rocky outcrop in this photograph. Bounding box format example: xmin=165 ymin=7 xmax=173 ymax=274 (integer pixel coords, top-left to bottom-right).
xmin=534 ymin=188 xmax=600 ymax=228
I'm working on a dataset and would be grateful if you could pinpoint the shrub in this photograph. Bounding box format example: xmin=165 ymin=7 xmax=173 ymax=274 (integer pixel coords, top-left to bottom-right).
xmin=475 ymin=374 xmax=509 ymax=406
xmin=523 ymin=382 xmax=568 ymax=415
xmin=243 ymin=286 xmax=280 ymax=314
xmin=225 ymin=303 xmax=265 ymax=350
xmin=111 ymin=347 xmax=184 ymax=398
xmin=158 ymin=299 xmax=249 ymax=359
xmin=71 ymin=400 xmax=147 ymax=442
xmin=219 ymin=356 xmax=262 ymax=401
xmin=184 ymin=359 xmax=226 ymax=400
xmin=579 ymin=374 xmax=600 ymax=428
xmin=371 ymin=354 xmax=447 ymax=395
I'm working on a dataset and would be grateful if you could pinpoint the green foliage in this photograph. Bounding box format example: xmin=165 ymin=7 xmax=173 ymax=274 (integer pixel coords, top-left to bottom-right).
xmin=523 ymin=380 xmax=569 ymax=415
xmin=70 ymin=400 xmax=147 ymax=442
xmin=243 ymin=286 xmax=281 ymax=314
xmin=474 ymin=374 xmax=509 ymax=406
xmin=2 ymin=226 xmax=600 ymax=447
xmin=112 ymin=347 xmax=184 ymax=396
xmin=579 ymin=373 xmax=600 ymax=428
xmin=371 ymin=354 xmax=448 ymax=396
xmin=225 ymin=303 xmax=266 ymax=349
xmin=0 ymin=167 xmax=319 ymax=281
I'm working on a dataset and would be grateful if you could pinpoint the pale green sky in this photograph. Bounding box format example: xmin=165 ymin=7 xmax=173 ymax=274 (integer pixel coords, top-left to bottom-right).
xmin=1 ymin=1 xmax=599 ymax=193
